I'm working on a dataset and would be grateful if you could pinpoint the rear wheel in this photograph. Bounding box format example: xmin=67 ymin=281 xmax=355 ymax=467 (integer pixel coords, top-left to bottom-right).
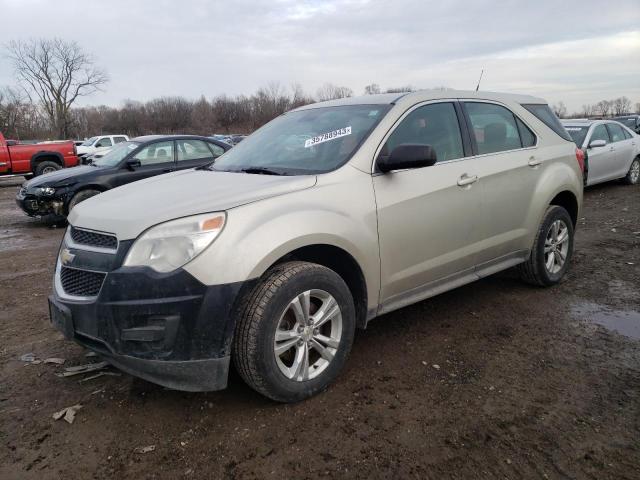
xmin=624 ymin=158 xmax=640 ymax=185
xmin=35 ymin=161 xmax=61 ymax=176
xmin=67 ymin=189 xmax=101 ymax=213
xmin=519 ymin=205 xmax=574 ymax=287
xmin=233 ymin=261 xmax=356 ymax=402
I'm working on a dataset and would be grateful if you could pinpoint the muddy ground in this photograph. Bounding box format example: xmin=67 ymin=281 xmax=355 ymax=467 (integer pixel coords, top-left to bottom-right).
xmin=0 ymin=176 xmax=638 ymax=480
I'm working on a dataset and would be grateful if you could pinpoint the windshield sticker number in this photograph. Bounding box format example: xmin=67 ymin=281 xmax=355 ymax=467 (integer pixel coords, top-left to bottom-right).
xmin=305 ymin=127 xmax=352 ymax=148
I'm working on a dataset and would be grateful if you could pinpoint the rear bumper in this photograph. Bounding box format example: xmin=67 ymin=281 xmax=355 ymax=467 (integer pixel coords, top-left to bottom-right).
xmin=49 ymin=236 xmax=247 ymax=391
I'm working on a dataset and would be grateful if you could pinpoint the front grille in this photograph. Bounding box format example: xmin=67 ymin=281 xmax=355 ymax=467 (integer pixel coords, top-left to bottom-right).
xmin=60 ymin=266 xmax=105 ymax=297
xmin=70 ymin=227 xmax=117 ymax=250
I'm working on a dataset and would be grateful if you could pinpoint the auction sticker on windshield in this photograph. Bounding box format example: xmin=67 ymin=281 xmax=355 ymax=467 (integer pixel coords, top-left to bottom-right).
xmin=305 ymin=127 xmax=352 ymax=148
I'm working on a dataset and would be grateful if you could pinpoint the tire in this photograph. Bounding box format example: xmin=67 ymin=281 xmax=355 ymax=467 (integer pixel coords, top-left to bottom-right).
xmin=519 ymin=205 xmax=574 ymax=287
xmin=34 ymin=161 xmax=61 ymax=176
xmin=67 ymin=189 xmax=101 ymax=213
xmin=623 ymin=157 xmax=640 ymax=185
xmin=233 ymin=261 xmax=356 ymax=403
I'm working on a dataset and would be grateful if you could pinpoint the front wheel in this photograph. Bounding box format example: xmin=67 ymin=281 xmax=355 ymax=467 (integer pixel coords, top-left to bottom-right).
xmin=233 ymin=261 xmax=356 ymax=402
xmin=519 ymin=205 xmax=574 ymax=287
xmin=623 ymin=158 xmax=640 ymax=185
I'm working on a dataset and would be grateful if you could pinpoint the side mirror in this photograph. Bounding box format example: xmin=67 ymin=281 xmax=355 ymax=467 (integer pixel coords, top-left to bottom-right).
xmin=126 ymin=159 xmax=141 ymax=170
xmin=588 ymin=139 xmax=607 ymax=148
xmin=377 ymin=144 xmax=437 ymax=173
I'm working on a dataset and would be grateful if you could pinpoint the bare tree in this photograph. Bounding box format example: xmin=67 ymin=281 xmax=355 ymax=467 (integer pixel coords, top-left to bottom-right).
xmin=316 ymin=83 xmax=353 ymax=102
xmin=552 ymin=101 xmax=567 ymax=118
xmin=6 ymin=38 xmax=108 ymax=139
xmin=595 ymin=100 xmax=612 ymax=117
xmin=364 ymin=83 xmax=381 ymax=95
xmin=612 ymin=96 xmax=632 ymax=116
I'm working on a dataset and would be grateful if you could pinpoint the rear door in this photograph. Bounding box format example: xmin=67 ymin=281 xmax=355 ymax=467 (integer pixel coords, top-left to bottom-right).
xmin=585 ymin=124 xmax=613 ymax=185
xmin=373 ymin=101 xmax=484 ymax=306
xmin=461 ymin=101 xmax=540 ymax=269
xmin=112 ymin=140 xmax=176 ymax=188
xmin=175 ymin=139 xmax=223 ymax=171
xmin=606 ymin=122 xmax=635 ymax=178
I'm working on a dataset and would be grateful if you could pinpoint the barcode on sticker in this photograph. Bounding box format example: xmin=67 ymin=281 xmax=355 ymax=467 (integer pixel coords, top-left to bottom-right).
xmin=305 ymin=127 xmax=352 ymax=148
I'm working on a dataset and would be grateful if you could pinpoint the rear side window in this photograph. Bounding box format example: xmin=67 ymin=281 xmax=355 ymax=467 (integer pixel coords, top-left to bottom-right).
xmin=606 ymin=123 xmax=625 ymax=143
xmin=176 ymin=139 xmax=215 ymax=161
xmin=114 ymin=136 xmax=127 ymax=144
xmin=521 ymin=104 xmax=573 ymax=142
xmin=384 ymin=102 xmax=464 ymax=162
xmin=465 ymin=102 xmax=522 ymax=154
xmin=516 ymin=118 xmax=536 ymax=147
xmin=622 ymin=129 xmax=632 ymax=140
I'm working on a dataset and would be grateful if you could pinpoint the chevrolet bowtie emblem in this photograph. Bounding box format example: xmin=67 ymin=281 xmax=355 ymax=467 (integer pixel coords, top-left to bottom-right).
xmin=60 ymin=248 xmax=75 ymax=266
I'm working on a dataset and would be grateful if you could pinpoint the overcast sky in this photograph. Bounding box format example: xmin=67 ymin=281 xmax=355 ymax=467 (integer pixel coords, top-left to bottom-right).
xmin=1 ymin=0 xmax=639 ymax=113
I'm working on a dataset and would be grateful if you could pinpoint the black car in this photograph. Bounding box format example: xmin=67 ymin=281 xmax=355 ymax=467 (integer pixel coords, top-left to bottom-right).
xmin=16 ymin=135 xmax=230 ymax=218
xmin=613 ymin=115 xmax=640 ymax=134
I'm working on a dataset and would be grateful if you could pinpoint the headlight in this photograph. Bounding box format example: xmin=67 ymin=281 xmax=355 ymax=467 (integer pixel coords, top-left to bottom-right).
xmin=37 ymin=187 xmax=56 ymax=196
xmin=123 ymin=212 xmax=226 ymax=273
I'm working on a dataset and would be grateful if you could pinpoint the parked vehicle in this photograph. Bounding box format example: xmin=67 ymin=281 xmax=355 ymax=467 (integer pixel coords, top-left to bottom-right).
xmin=76 ymin=135 xmax=129 ymax=163
xmin=49 ymin=90 xmax=583 ymax=402
xmin=613 ymin=115 xmax=640 ymax=134
xmin=16 ymin=135 xmax=229 ymax=218
xmin=0 ymin=132 xmax=78 ymax=178
xmin=562 ymin=119 xmax=639 ymax=186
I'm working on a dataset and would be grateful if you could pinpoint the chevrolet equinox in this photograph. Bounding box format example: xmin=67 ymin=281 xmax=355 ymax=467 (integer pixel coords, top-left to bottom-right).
xmin=49 ymin=90 xmax=584 ymax=402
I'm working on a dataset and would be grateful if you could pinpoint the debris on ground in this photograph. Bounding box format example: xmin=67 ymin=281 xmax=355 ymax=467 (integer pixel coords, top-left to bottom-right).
xmin=85 ymin=351 xmax=98 ymax=358
xmin=432 ymin=364 xmax=441 ymax=370
xmin=43 ymin=357 xmax=65 ymax=365
xmin=52 ymin=404 xmax=82 ymax=424
xmin=20 ymin=353 xmax=41 ymax=364
xmin=57 ymin=361 xmax=109 ymax=377
xmin=134 ymin=445 xmax=156 ymax=454
xmin=78 ymin=371 xmax=121 ymax=383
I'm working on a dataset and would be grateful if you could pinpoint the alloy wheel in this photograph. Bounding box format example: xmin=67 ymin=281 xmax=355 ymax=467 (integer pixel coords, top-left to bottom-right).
xmin=274 ymin=289 xmax=342 ymax=381
xmin=630 ymin=160 xmax=640 ymax=184
xmin=544 ymin=219 xmax=570 ymax=274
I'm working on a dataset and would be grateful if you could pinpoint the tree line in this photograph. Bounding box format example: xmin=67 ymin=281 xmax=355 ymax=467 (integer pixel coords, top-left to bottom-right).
xmin=1 ymin=38 xmax=638 ymax=141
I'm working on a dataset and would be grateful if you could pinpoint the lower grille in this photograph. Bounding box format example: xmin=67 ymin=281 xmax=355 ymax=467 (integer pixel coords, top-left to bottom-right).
xmin=70 ymin=227 xmax=117 ymax=250
xmin=60 ymin=267 xmax=105 ymax=297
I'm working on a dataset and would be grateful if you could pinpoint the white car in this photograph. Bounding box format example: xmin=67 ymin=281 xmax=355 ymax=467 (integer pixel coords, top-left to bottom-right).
xmin=76 ymin=135 xmax=129 ymax=160
xmin=562 ymin=119 xmax=640 ymax=186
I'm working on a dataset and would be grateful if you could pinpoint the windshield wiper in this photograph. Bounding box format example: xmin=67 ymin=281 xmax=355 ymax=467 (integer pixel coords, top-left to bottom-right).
xmin=238 ymin=167 xmax=284 ymax=176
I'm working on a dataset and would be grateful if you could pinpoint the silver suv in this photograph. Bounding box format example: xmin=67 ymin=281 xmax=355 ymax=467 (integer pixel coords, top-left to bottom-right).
xmin=49 ymin=90 xmax=584 ymax=402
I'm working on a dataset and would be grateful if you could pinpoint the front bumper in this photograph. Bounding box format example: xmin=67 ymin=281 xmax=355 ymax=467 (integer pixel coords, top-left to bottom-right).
xmin=16 ymin=188 xmax=64 ymax=217
xmin=49 ymin=233 xmax=245 ymax=391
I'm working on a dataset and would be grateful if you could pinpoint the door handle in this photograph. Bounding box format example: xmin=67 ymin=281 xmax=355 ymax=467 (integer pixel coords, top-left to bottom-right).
xmin=528 ymin=157 xmax=542 ymax=167
xmin=457 ymin=173 xmax=478 ymax=186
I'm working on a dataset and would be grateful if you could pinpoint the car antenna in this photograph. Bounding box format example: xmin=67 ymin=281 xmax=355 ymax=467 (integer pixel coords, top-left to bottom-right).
xmin=475 ymin=69 xmax=484 ymax=92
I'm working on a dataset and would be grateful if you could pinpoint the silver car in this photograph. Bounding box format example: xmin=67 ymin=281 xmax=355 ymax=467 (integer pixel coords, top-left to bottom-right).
xmin=562 ymin=119 xmax=640 ymax=186
xmin=49 ymin=90 xmax=584 ymax=402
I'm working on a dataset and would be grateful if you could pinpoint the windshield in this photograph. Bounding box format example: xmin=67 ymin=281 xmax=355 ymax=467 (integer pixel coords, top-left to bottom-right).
xmin=563 ymin=126 xmax=589 ymax=147
xmin=210 ymin=105 xmax=391 ymax=175
xmin=81 ymin=136 xmax=98 ymax=147
xmin=92 ymin=141 xmax=140 ymax=167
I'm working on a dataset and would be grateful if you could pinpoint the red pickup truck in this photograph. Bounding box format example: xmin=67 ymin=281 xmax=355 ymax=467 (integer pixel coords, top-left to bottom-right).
xmin=0 ymin=132 xmax=79 ymax=178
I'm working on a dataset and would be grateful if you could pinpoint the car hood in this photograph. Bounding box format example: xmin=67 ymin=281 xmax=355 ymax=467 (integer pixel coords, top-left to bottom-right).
xmin=69 ymin=169 xmax=318 ymax=240
xmin=24 ymin=165 xmax=104 ymax=189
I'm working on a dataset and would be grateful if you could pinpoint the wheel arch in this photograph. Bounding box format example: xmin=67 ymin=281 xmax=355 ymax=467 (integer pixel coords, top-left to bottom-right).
xmin=30 ymin=151 xmax=64 ymax=171
xmin=548 ymin=190 xmax=579 ymax=226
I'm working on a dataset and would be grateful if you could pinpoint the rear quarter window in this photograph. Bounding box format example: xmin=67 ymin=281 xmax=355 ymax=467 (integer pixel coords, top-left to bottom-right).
xmin=521 ymin=104 xmax=573 ymax=142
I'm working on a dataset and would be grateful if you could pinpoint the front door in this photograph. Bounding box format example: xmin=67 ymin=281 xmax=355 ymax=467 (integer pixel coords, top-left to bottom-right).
xmin=373 ymin=101 xmax=483 ymax=308
xmin=606 ymin=122 xmax=635 ymax=179
xmin=585 ymin=124 xmax=613 ymax=185
xmin=114 ymin=140 xmax=176 ymax=188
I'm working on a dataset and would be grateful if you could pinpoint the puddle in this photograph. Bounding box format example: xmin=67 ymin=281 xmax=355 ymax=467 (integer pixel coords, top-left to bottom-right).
xmin=571 ymin=302 xmax=640 ymax=340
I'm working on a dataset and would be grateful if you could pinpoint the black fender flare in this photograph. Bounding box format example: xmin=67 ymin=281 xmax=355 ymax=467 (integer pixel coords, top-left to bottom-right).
xmin=30 ymin=151 xmax=64 ymax=171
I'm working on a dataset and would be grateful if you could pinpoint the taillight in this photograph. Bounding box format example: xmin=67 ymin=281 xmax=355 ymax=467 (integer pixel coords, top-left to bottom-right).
xmin=575 ymin=148 xmax=585 ymax=172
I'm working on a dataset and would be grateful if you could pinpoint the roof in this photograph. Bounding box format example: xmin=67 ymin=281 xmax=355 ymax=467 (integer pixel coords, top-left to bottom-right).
xmin=292 ymin=89 xmax=547 ymax=112
xmin=131 ymin=134 xmax=210 ymax=143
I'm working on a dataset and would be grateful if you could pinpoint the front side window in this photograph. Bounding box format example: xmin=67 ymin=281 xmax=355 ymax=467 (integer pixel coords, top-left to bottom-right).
xmin=176 ymin=139 xmax=215 ymax=162
xmin=590 ymin=124 xmax=610 ymax=144
xmin=606 ymin=123 xmax=625 ymax=143
xmin=383 ymin=102 xmax=464 ymax=162
xmin=133 ymin=141 xmax=175 ymax=165
xmin=95 ymin=137 xmax=113 ymax=148
xmin=210 ymin=105 xmax=390 ymax=175
xmin=465 ymin=102 xmax=522 ymax=155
